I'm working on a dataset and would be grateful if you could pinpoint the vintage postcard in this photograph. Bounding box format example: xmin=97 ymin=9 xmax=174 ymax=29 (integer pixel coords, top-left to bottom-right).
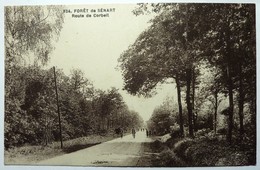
xmin=2 ymin=0 xmax=258 ymax=168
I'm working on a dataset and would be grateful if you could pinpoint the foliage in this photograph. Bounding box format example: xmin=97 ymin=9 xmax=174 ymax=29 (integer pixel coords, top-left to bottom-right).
xmin=170 ymin=124 xmax=182 ymax=138
xmin=127 ymin=3 xmax=256 ymax=145
xmin=4 ymin=5 xmax=65 ymax=148
xmin=185 ymin=137 xmax=251 ymax=166
xmin=5 ymin=66 xmax=144 ymax=149
xmin=5 ymin=5 xmax=64 ymax=66
xmin=4 ymin=5 xmax=144 ymax=148
xmin=156 ymin=149 xmax=185 ymax=167
xmin=147 ymin=100 xmax=175 ymax=135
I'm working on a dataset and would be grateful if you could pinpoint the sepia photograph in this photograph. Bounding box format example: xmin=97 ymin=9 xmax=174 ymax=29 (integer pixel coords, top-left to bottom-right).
xmin=2 ymin=0 xmax=258 ymax=168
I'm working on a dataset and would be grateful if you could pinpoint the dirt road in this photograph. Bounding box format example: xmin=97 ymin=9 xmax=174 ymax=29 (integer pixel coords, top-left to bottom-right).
xmin=37 ymin=131 xmax=154 ymax=166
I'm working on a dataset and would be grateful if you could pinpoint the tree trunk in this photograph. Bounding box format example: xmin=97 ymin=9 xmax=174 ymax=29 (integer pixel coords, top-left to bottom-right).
xmin=224 ymin=18 xmax=234 ymax=145
xmin=45 ymin=115 xmax=48 ymax=146
xmin=175 ymin=76 xmax=184 ymax=137
xmin=238 ymin=62 xmax=244 ymax=141
xmin=184 ymin=4 xmax=193 ymax=138
xmin=53 ymin=66 xmax=63 ymax=149
xmin=226 ymin=64 xmax=234 ymax=145
xmin=186 ymin=68 xmax=194 ymax=138
xmin=107 ymin=117 xmax=110 ymax=130
xmin=214 ymin=90 xmax=218 ymax=134
xmin=111 ymin=118 xmax=113 ymax=128
xmin=191 ymin=67 xmax=197 ymax=132
xmin=101 ymin=117 xmax=104 ymax=130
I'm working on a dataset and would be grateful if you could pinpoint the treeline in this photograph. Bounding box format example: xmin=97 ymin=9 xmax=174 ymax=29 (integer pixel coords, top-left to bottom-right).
xmin=5 ymin=66 xmax=143 ymax=148
xmin=4 ymin=6 xmax=143 ymax=149
xmin=147 ymin=98 xmax=176 ymax=136
xmin=147 ymin=94 xmax=214 ymax=136
xmin=118 ymin=3 xmax=256 ymax=147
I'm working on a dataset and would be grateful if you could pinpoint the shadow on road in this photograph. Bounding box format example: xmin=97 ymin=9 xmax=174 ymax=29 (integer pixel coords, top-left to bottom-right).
xmin=62 ymin=143 xmax=101 ymax=153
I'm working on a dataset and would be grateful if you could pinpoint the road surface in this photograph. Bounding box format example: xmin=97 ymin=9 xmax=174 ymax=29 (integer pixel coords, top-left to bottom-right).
xmin=37 ymin=131 xmax=154 ymax=166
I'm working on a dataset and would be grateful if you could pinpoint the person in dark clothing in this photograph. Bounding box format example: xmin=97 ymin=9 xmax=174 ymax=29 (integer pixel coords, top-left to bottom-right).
xmin=120 ymin=127 xmax=123 ymax=138
xmin=132 ymin=128 xmax=136 ymax=138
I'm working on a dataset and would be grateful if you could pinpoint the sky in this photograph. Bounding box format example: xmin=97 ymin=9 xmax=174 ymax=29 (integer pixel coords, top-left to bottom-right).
xmin=48 ymin=4 xmax=177 ymax=121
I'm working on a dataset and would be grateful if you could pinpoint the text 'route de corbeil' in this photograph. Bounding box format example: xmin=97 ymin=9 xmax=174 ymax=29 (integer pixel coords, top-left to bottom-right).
xmin=63 ymin=8 xmax=116 ymax=18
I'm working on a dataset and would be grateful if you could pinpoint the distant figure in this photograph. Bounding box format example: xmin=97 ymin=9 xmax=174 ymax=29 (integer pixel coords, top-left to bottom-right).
xmin=114 ymin=127 xmax=123 ymax=138
xmin=132 ymin=128 xmax=136 ymax=138
xmin=146 ymin=129 xmax=149 ymax=137
xmin=120 ymin=127 xmax=123 ymax=138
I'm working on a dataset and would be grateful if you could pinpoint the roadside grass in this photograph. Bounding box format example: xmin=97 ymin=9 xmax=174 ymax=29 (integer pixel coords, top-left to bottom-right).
xmin=150 ymin=133 xmax=254 ymax=167
xmin=5 ymin=133 xmax=117 ymax=165
xmin=181 ymin=136 xmax=252 ymax=166
xmin=5 ymin=144 xmax=63 ymax=165
xmin=149 ymin=136 xmax=187 ymax=167
xmin=155 ymin=148 xmax=186 ymax=166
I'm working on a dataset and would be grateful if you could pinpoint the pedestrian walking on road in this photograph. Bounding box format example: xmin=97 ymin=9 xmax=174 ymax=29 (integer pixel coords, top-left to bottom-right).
xmin=120 ymin=127 xmax=123 ymax=138
xmin=132 ymin=128 xmax=136 ymax=138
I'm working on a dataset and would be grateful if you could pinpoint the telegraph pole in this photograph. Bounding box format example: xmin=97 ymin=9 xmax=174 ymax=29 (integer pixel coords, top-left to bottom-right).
xmin=53 ymin=66 xmax=63 ymax=149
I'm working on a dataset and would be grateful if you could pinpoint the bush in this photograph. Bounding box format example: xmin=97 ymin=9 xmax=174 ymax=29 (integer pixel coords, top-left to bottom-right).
xmin=183 ymin=137 xmax=251 ymax=166
xmin=165 ymin=136 xmax=182 ymax=148
xmin=98 ymin=129 xmax=108 ymax=135
xmin=170 ymin=124 xmax=184 ymax=139
xmin=217 ymin=128 xmax=227 ymax=135
xmin=170 ymin=129 xmax=183 ymax=138
xmin=150 ymin=140 xmax=165 ymax=152
xmin=195 ymin=128 xmax=212 ymax=137
xmin=156 ymin=149 xmax=185 ymax=167
xmin=215 ymin=152 xmax=249 ymax=166
xmin=173 ymin=138 xmax=195 ymax=159
xmin=185 ymin=141 xmax=219 ymax=166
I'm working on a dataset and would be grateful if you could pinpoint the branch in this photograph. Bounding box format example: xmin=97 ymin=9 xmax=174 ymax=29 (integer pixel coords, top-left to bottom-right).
xmin=12 ymin=8 xmax=50 ymax=38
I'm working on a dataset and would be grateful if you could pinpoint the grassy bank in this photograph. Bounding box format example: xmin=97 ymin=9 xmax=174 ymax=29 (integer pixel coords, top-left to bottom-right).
xmin=148 ymin=134 xmax=255 ymax=167
xmin=5 ymin=134 xmax=117 ymax=165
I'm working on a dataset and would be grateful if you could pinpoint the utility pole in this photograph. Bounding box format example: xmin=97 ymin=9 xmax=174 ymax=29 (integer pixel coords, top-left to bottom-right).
xmin=53 ymin=66 xmax=63 ymax=149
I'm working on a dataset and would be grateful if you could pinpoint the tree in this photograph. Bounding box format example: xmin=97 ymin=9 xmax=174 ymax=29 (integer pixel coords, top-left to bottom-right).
xmin=5 ymin=6 xmax=64 ymax=66
xmin=200 ymin=4 xmax=256 ymax=144
xmin=234 ymin=4 xmax=256 ymax=141
xmin=132 ymin=3 xmax=255 ymax=143
xmin=5 ymin=67 xmax=59 ymax=146
xmin=58 ymin=69 xmax=94 ymax=138
xmin=196 ymin=65 xmax=224 ymax=134
xmin=92 ymin=87 xmax=128 ymax=131
xmin=148 ymin=104 xmax=174 ymax=135
xmin=5 ymin=6 xmax=64 ymax=147
xmin=118 ymin=7 xmax=187 ymax=136
xmin=69 ymin=69 xmax=94 ymax=95
xmin=120 ymin=3 xmax=215 ymax=137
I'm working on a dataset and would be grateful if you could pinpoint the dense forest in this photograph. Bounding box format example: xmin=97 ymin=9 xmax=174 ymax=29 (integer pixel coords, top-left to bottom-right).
xmin=4 ymin=6 xmax=143 ymax=149
xmin=118 ymin=3 xmax=256 ymax=164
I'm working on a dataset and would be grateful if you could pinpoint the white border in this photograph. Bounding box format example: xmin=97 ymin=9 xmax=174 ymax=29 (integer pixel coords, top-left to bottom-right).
xmin=0 ymin=0 xmax=258 ymax=170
